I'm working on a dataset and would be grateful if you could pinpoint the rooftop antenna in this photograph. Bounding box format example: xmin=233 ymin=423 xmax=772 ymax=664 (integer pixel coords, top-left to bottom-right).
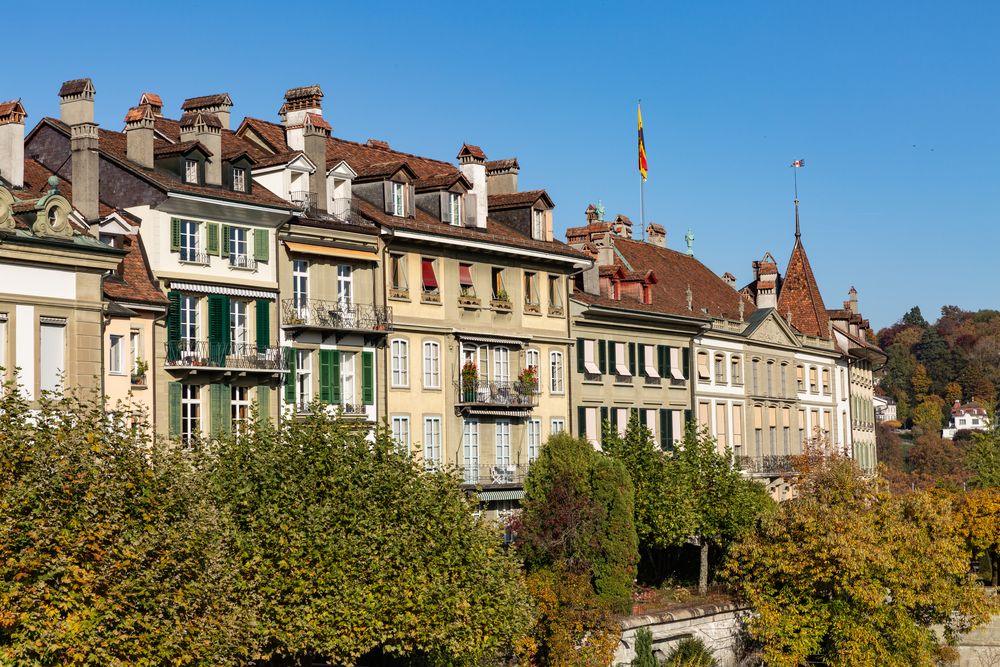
xmin=790 ymin=159 xmax=805 ymax=239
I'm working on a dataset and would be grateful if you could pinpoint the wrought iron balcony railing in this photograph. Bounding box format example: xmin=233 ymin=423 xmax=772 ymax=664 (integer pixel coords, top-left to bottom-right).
xmin=330 ymin=197 xmax=353 ymax=222
xmin=737 ymin=455 xmax=796 ymax=475
xmin=281 ymin=299 xmax=393 ymax=333
xmin=454 ymin=380 xmax=538 ymax=408
xmin=458 ymin=463 xmax=530 ymax=486
xmin=165 ymin=340 xmax=285 ymax=371
xmin=228 ymin=254 xmax=257 ymax=270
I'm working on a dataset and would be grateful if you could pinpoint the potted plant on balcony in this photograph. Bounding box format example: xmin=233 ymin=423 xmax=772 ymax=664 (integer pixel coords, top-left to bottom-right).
xmin=517 ymin=366 xmax=538 ymax=396
xmin=131 ymin=358 xmax=148 ymax=386
xmin=491 ymin=288 xmax=512 ymax=311
xmin=461 ymin=361 xmax=478 ymax=402
xmin=458 ymin=286 xmax=480 ymax=307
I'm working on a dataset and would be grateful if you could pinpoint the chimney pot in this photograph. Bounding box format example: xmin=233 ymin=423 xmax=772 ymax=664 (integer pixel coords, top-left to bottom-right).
xmin=0 ymin=99 xmax=27 ymax=188
xmin=179 ymin=111 xmax=222 ymax=185
xmin=457 ymin=143 xmax=488 ymax=229
xmin=124 ymin=104 xmax=155 ymax=169
xmin=180 ymin=93 xmax=233 ymax=130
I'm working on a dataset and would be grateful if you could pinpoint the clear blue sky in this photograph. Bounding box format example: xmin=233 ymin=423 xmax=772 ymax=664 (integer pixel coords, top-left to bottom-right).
xmin=7 ymin=1 xmax=998 ymax=328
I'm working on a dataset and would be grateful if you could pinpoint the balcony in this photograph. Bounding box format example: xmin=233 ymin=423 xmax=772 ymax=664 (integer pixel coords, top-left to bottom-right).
xmin=455 ymin=380 xmax=538 ymax=410
xmin=178 ymin=249 xmax=210 ymax=266
xmin=165 ymin=340 xmax=284 ymax=375
xmin=228 ymin=254 xmax=257 ymax=271
xmin=289 ymin=190 xmax=317 ymax=209
xmin=459 ymin=463 xmax=529 ymax=487
xmin=281 ymin=299 xmax=392 ymax=336
xmin=737 ymin=455 xmax=796 ymax=476
xmin=330 ymin=197 xmax=353 ymax=222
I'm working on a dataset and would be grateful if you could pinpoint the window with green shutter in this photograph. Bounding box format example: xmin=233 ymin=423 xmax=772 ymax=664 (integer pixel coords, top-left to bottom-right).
xmin=578 ymin=406 xmax=587 ymax=437
xmin=284 ymin=347 xmax=296 ymax=403
xmin=361 ymin=351 xmax=374 ymax=405
xmin=170 ymin=218 xmax=181 ymax=252
xmin=257 ymin=386 xmax=270 ymax=424
xmin=220 ymin=225 xmax=231 ymax=257
xmin=657 ymin=345 xmax=669 ymax=377
xmin=167 ymin=292 xmax=181 ymax=361
xmin=598 ymin=340 xmax=607 ymax=374
xmin=319 ymin=349 xmax=341 ymax=404
xmin=660 ymin=408 xmax=671 ymax=451
xmin=255 ymin=299 xmax=270 ymax=349
xmin=576 ymin=338 xmax=585 ymax=373
xmin=628 ymin=342 xmax=637 ymax=376
xmin=682 ymin=348 xmax=690 ymax=380
xmin=206 ymin=222 xmax=219 ymax=255
xmin=207 ymin=294 xmax=230 ymax=365
xmin=608 ymin=341 xmax=617 ymax=374
xmin=168 ymin=382 xmax=182 ymax=437
xmin=253 ymin=229 xmax=269 ymax=262
xmin=210 ymin=383 xmax=231 ymax=437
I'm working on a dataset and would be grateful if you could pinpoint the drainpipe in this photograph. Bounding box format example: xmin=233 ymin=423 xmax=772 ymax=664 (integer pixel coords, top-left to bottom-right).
xmin=379 ymin=225 xmax=395 ymax=431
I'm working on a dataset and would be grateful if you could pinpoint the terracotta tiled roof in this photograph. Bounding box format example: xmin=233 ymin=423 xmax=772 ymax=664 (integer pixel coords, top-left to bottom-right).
xmin=414 ymin=172 xmax=471 ymax=191
xmin=40 ymin=118 xmax=296 ymax=210
xmin=647 ymin=223 xmax=666 ymax=234
xmin=457 ymin=143 xmax=487 ymax=160
xmin=488 ymin=190 xmax=552 ymax=209
xmin=181 ymin=94 xmax=232 ymax=110
xmin=250 ymin=150 xmax=306 ymax=169
xmin=354 ymin=159 xmax=414 ymax=180
xmin=306 ymin=112 xmax=331 ymax=131
xmin=139 ymin=92 xmax=163 ymax=107
xmin=238 ymin=117 xmax=288 ymax=153
xmin=58 ymin=79 xmax=91 ymax=96
xmin=591 ymin=237 xmax=753 ymax=320
xmin=103 ymin=234 xmax=168 ymax=306
xmin=179 ymin=111 xmax=222 ymax=129
xmin=486 ymin=158 xmax=518 ymax=172
xmin=18 ymin=159 xmax=114 ymax=220
xmin=154 ymin=140 xmax=212 ymax=158
xmin=777 ymin=238 xmax=830 ymax=338
xmin=0 ymin=100 xmax=26 ymax=120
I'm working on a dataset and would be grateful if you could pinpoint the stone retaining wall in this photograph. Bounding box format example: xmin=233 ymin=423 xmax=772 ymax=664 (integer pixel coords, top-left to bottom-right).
xmin=612 ymin=602 xmax=748 ymax=666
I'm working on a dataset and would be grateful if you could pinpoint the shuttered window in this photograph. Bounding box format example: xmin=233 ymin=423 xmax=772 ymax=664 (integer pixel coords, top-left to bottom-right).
xmin=253 ymin=228 xmax=269 ymax=262
xmin=361 ymin=351 xmax=374 ymax=405
xmin=210 ymin=383 xmax=231 ymax=437
xmin=255 ymin=300 xmax=270 ymax=349
xmin=732 ymin=405 xmax=744 ymax=446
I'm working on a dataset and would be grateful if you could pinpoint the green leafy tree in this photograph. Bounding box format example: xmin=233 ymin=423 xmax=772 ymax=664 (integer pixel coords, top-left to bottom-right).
xmin=945 ymin=381 xmax=963 ymax=405
xmin=0 ymin=384 xmax=252 ymax=666
xmin=210 ymin=404 xmax=532 ymax=665
xmin=663 ymin=637 xmax=718 ymax=667
xmin=956 ymin=488 xmax=1000 ymax=586
xmin=631 ymin=628 xmax=658 ymax=667
xmin=967 ymin=428 xmax=1000 ymax=488
xmin=911 ymin=397 xmax=944 ymax=435
xmin=724 ymin=455 xmax=994 ymax=667
xmin=876 ymin=423 xmax=905 ymax=471
xmin=518 ymin=432 xmax=638 ymax=613
xmin=911 ymin=363 xmax=932 ymax=402
xmin=902 ymin=305 xmax=929 ymax=328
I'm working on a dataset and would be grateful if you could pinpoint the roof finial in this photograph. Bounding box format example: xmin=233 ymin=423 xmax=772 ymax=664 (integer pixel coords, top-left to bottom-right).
xmin=685 ymin=228 xmax=694 ymax=256
xmin=795 ymin=198 xmax=801 ymax=240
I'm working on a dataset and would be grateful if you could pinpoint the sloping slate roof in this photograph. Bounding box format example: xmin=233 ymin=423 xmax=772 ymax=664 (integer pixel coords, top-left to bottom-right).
xmin=103 ymin=233 xmax=169 ymax=306
xmin=609 ymin=238 xmax=753 ymax=321
xmin=42 ymin=118 xmax=295 ymax=210
xmin=19 ymin=159 xmax=114 ymax=221
xmin=777 ymin=239 xmax=829 ymax=338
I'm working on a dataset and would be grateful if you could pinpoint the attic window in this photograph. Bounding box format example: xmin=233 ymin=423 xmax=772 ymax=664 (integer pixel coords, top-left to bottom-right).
xmin=448 ymin=193 xmax=462 ymax=226
xmin=391 ymin=182 xmax=406 ymax=217
xmin=532 ymin=209 xmax=545 ymax=240
xmin=184 ymin=159 xmax=199 ymax=184
xmin=232 ymin=167 xmax=246 ymax=192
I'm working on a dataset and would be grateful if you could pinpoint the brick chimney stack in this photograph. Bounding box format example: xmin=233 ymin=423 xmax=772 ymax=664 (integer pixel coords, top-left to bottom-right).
xmin=124 ymin=104 xmax=156 ymax=169
xmin=59 ymin=78 xmax=99 ymax=222
xmin=0 ymin=99 xmax=27 ymax=188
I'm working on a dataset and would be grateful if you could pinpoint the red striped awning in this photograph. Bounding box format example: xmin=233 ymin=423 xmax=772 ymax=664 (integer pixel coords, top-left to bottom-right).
xmin=421 ymin=258 xmax=438 ymax=289
xmin=459 ymin=263 xmax=473 ymax=287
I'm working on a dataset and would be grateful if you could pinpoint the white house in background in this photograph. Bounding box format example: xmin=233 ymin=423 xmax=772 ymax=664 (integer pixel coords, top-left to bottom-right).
xmin=873 ymin=395 xmax=897 ymax=423
xmin=942 ymin=399 xmax=990 ymax=440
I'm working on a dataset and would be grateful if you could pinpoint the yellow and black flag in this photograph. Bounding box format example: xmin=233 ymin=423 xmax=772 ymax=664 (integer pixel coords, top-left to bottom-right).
xmin=638 ymin=102 xmax=648 ymax=181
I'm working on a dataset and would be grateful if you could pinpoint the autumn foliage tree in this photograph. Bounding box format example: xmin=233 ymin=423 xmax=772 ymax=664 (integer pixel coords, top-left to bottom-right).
xmin=724 ymin=454 xmax=994 ymax=667
xmin=956 ymin=488 xmax=1000 ymax=586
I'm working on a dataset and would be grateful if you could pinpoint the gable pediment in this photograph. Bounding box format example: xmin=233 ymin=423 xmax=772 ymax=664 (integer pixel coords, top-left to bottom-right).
xmin=743 ymin=309 xmax=801 ymax=348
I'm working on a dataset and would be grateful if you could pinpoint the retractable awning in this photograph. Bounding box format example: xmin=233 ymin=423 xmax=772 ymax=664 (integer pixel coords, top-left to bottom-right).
xmin=169 ymin=281 xmax=276 ymax=299
xmin=476 ymin=489 xmax=525 ymax=502
xmin=284 ymin=241 xmax=378 ymax=262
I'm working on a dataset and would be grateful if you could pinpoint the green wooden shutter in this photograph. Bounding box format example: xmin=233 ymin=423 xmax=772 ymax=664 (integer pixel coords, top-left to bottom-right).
xmin=682 ymin=348 xmax=690 ymax=380
xmin=658 ymin=345 xmax=668 ymax=376
xmin=664 ymin=409 xmax=673 ymax=450
xmin=168 ymin=382 xmax=182 ymax=437
xmin=361 ymin=351 xmax=374 ymax=405
xmin=319 ymin=349 xmax=333 ymax=403
xmin=170 ymin=218 xmax=181 ymax=252
xmin=576 ymin=338 xmax=585 ymax=373
xmin=207 ymin=294 xmax=230 ymax=366
xmin=628 ymin=342 xmax=637 ymax=376
xmin=257 ymin=386 xmax=270 ymax=424
xmin=167 ymin=291 xmax=181 ymax=361
xmin=210 ymin=383 xmax=230 ymax=437
xmin=330 ymin=351 xmax=342 ymax=404
xmin=206 ymin=222 xmax=219 ymax=255
xmin=598 ymin=340 xmax=607 ymax=374
xmin=220 ymin=225 xmax=231 ymax=257
xmin=254 ymin=229 xmax=269 ymax=261
xmin=284 ymin=347 xmax=296 ymax=404
xmin=577 ymin=406 xmax=587 ymax=437
xmin=608 ymin=342 xmax=616 ymax=374
xmin=255 ymin=299 xmax=270 ymax=349
xmin=659 ymin=409 xmax=668 ymax=450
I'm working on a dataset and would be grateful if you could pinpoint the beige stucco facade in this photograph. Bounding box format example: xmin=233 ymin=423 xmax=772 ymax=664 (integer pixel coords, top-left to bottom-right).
xmin=103 ymin=311 xmax=157 ymax=419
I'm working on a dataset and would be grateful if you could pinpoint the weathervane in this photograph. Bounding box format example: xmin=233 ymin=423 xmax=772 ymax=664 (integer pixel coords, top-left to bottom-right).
xmin=790 ymin=159 xmax=805 ymax=238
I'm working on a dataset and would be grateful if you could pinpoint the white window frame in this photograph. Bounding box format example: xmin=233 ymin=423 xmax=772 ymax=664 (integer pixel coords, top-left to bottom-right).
xmin=391 ymin=181 xmax=406 ymax=217
xmin=109 ymin=334 xmax=124 ymax=375
xmin=644 ymin=408 xmax=657 ymax=437
xmin=296 ymin=349 xmax=311 ymax=412
xmin=583 ymin=339 xmax=600 ymax=374
xmin=179 ymin=220 xmax=200 ymax=262
xmin=669 ymin=347 xmax=685 ymax=380
xmin=129 ymin=329 xmax=141 ymax=375
xmin=423 ymin=416 xmax=441 ymax=470
xmin=550 ymin=350 xmax=564 ymax=393
xmin=232 ymin=167 xmax=246 ymax=191
xmin=390 ymin=253 xmax=408 ymax=291
xmin=584 ymin=407 xmax=599 ymax=446
xmin=532 ymin=208 xmax=545 ymax=239
xmin=615 ymin=407 xmax=629 ymax=436
xmin=39 ymin=320 xmax=66 ymax=395
xmin=180 ymin=295 xmax=199 ymax=346
xmin=231 ymin=386 xmax=251 ymax=436
xmin=643 ymin=344 xmax=658 ymax=378
xmin=493 ymin=346 xmax=510 ymax=383
xmin=230 ymin=299 xmax=248 ymax=349
xmin=391 ymin=416 xmax=411 ymax=456
xmin=550 ymin=418 xmax=565 ymax=435
xmin=292 ymin=260 xmax=309 ymax=310
xmin=181 ymin=383 xmax=200 ymax=443
xmin=449 ymin=192 xmax=462 ymax=226
xmin=337 ymin=264 xmax=353 ymax=306
xmin=525 ymin=348 xmax=540 ymax=376
xmin=229 ymin=226 xmax=249 ymax=266
xmin=422 ymin=341 xmax=440 ymax=389
xmin=528 ymin=419 xmax=541 ymax=462
xmin=340 ymin=350 xmax=356 ymax=408
xmin=495 ymin=420 xmax=512 ymax=469
xmin=184 ymin=159 xmax=199 ymax=184
xmin=391 ymin=339 xmax=409 ymax=387
xmin=463 ymin=418 xmax=479 ymax=483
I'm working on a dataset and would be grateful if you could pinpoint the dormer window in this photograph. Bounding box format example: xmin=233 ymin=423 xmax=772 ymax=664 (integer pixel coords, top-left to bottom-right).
xmin=185 ymin=159 xmax=199 ymax=184
xmin=448 ymin=193 xmax=462 ymax=226
xmin=532 ymin=209 xmax=545 ymax=240
xmin=232 ymin=167 xmax=246 ymax=192
xmin=391 ymin=182 xmax=406 ymax=217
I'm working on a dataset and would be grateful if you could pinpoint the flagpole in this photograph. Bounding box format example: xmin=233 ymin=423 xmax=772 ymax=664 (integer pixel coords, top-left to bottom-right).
xmin=639 ymin=98 xmax=645 ymax=239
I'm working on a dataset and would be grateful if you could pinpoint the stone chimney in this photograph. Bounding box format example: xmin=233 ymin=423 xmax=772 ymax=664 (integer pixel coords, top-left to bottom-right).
xmin=179 ymin=111 xmax=222 ymax=185
xmin=722 ymin=271 xmax=737 ymax=289
xmin=751 ymin=252 xmax=779 ymax=309
xmin=303 ymin=113 xmax=330 ymax=212
xmin=181 ymin=93 xmax=234 ymax=130
xmin=847 ymin=286 xmax=859 ymax=314
xmin=283 ymin=85 xmax=324 ymax=151
xmin=485 ymin=157 xmax=518 ymax=195
xmin=585 ymin=203 xmax=600 ymax=224
xmin=458 ymin=143 xmax=488 ymax=229
xmin=0 ymin=99 xmax=27 ymax=188
xmin=124 ymin=104 xmax=155 ymax=169
xmin=139 ymin=92 xmax=163 ymax=117
xmin=646 ymin=223 xmax=666 ymax=248
xmin=59 ymin=78 xmax=99 ymax=222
